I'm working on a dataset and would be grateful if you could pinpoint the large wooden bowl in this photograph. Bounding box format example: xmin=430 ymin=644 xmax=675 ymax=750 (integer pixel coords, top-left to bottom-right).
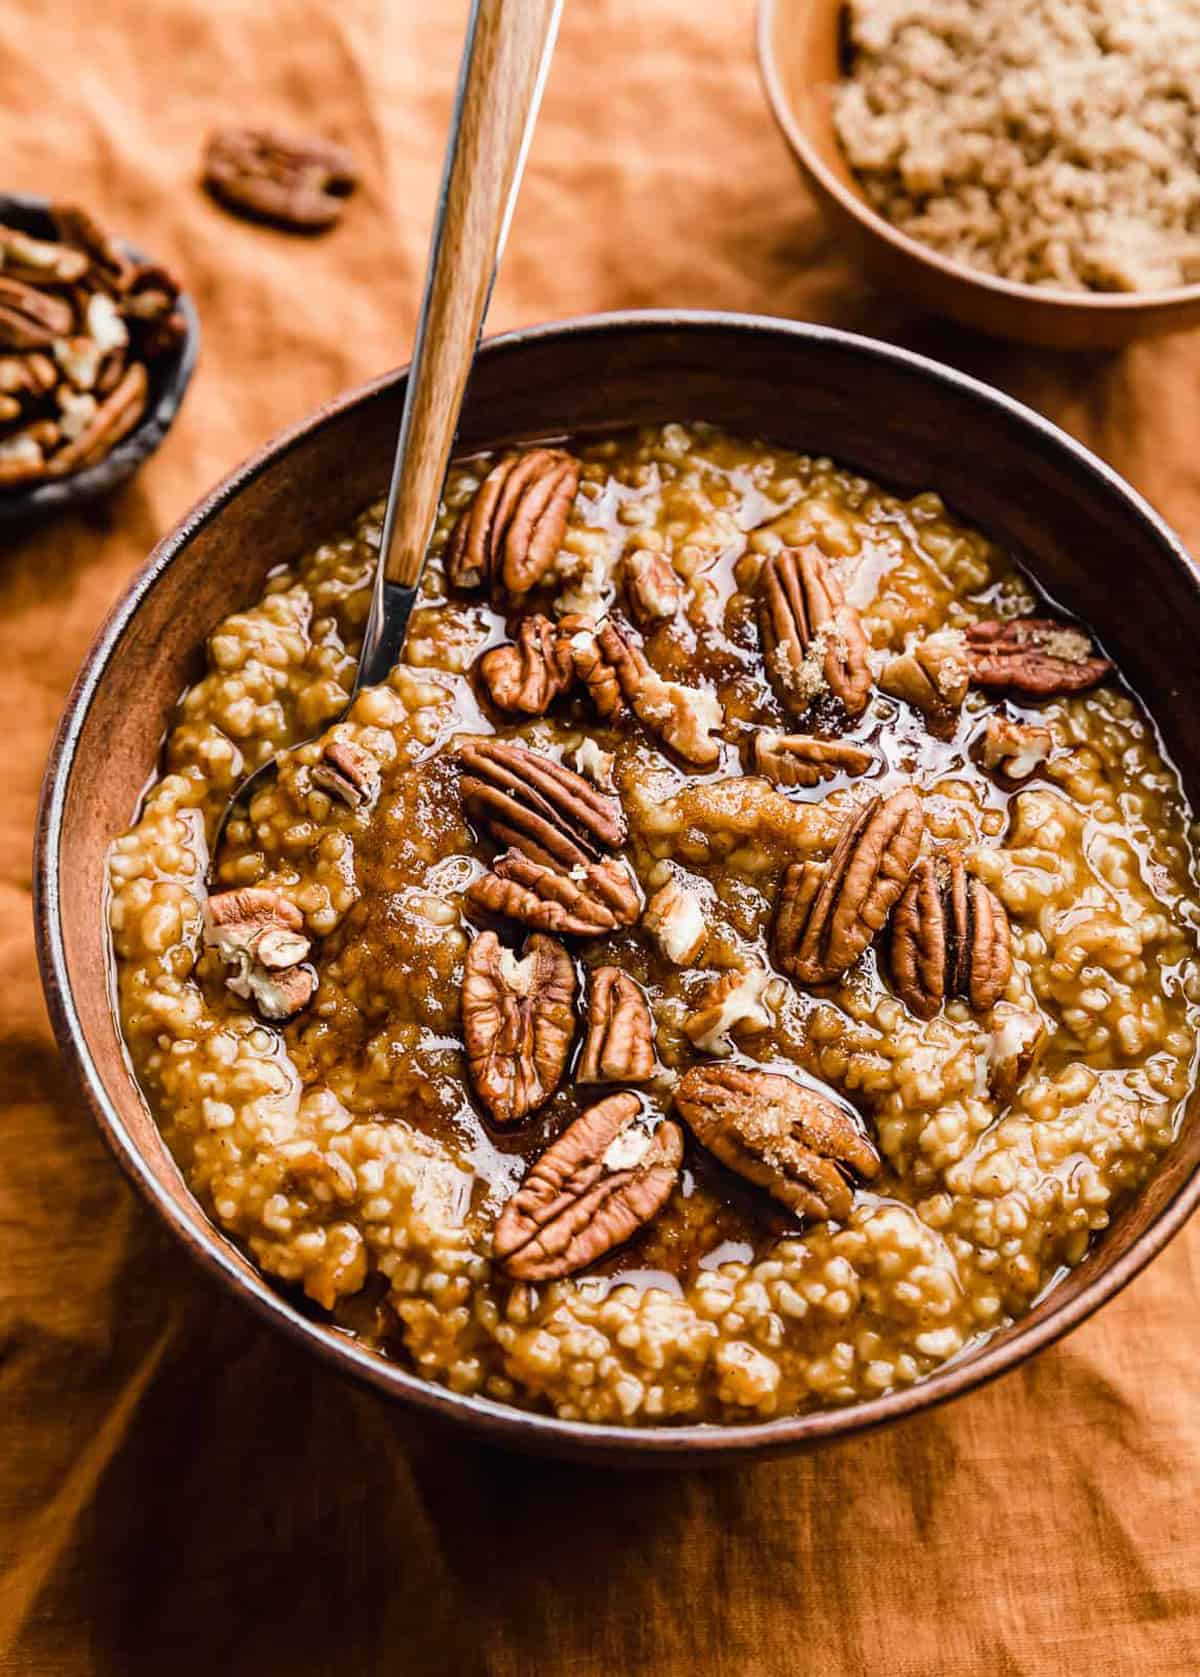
xmin=758 ymin=0 xmax=1200 ymax=348
xmin=34 ymin=312 xmax=1200 ymax=1464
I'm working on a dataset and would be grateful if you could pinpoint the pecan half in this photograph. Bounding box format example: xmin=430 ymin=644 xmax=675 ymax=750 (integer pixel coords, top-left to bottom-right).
xmin=461 ymin=930 xmax=576 ymax=1125
xmin=642 ymin=874 xmax=708 ymax=966
xmin=758 ymin=546 xmax=872 ymax=718
xmin=578 ymin=968 xmax=657 ymax=1083
xmin=493 ymin=1092 xmax=683 ymax=1280
xmin=622 ymin=547 xmax=683 ymax=627
xmin=965 ymin=619 xmax=1111 ymax=696
xmin=203 ymin=127 xmax=359 ymax=231
xmin=567 ymin=617 xmax=723 ymax=767
xmin=477 ymin=614 xmax=574 ymax=715
xmin=684 ymin=966 xmax=774 ymax=1057
xmin=879 ymin=629 xmax=969 ymax=738
xmin=675 ymin=1064 xmax=880 ymax=1222
xmin=0 ymin=225 xmax=89 ymax=285
xmin=467 ymin=850 xmax=641 ymax=937
xmin=312 ymin=738 xmax=379 ymax=807
xmin=890 ymin=850 xmax=1012 ymax=1021
xmin=0 ymin=352 xmax=57 ymax=399
xmin=772 ymin=789 xmax=923 ymax=984
xmin=0 ymin=277 xmax=74 ymax=350
xmin=752 ymin=730 xmax=874 ymax=789
xmin=53 ymin=204 xmax=138 ymax=291
xmin=459 ymin=739 xmax=626 ymax=868
xmin=46 ymin=362 xmax=147 ymax=474
xmin=203 ymin=886 xmax=316 ymax=1021
xmin=446 ymin=448 xmax=579 ymax=597
xmin=980 ymin=714 xmax=1052 ymax=783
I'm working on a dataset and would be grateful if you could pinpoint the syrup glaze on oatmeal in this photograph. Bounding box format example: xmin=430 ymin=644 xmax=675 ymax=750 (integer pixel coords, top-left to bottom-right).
xmin=108 ymin=423 xmax=1200 ymax=1424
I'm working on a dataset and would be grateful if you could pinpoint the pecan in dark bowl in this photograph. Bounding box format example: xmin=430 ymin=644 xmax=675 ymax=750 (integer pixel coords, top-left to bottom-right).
xmin=0 ymin=194 xmax=198 ymax=524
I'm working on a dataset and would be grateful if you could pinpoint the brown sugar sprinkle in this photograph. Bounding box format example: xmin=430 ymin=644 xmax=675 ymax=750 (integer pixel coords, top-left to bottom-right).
xmin=108 ymin=423 xmax=1200 ymax=1427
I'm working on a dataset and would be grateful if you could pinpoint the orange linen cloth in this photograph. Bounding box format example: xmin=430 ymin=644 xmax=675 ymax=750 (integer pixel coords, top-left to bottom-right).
xmin=2 ymin=1 xmax=1199 ymax=1671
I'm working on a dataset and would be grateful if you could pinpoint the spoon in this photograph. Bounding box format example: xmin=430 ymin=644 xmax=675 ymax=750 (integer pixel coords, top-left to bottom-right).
xmin=211 ymin=0 xmax=563 ymax=866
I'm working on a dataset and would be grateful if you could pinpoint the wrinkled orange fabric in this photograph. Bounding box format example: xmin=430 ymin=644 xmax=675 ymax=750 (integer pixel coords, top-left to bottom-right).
xmin=2 ymin=0 xmax=1200 ymax=1671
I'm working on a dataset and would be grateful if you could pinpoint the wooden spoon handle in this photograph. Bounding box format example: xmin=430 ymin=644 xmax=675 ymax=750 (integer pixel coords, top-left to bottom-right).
xmin=378 ymin=0 xmax=562 ymax=589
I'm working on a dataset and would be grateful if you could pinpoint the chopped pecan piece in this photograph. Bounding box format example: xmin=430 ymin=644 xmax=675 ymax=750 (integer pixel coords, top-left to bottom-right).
xmin=985 ymin=1004 xmax=1046 ymax=1105
xmin=477 ymin=614 xmax=573 ymax=715
xmin=965 ymin=618 xmax=1111 ymax=696
xmin=578 ymin=968 xmax=657 ymax=1083
xmin=45 ymin=363 xmax=147 ymax=475
xmin=642 ymin=874 xmax=708 ymax=966
xmin=567 ymin=617 xmax=723 ymax=767
xmin=675 ymin=1064 xmax=880 ymax=1222
xmin=759 ymin=546 xmax=872 ymax=718
xmin=203 ymin=886 xmax=316 ymax=1021
xmin=0 ymin=277 xmax=74 ymax=350
xmin=622 ymin=547 xmax=683 ymax=627
xmin=203 ymin=127 xmax=359 ymax=230
xmin=312 ymin=738 xmax=379 ymax=807
xmin=461 ymin=930 xmax=576 ymax=1125
xmin=773 ymin=789 xmax=923 ymax=984
xmin=446 ymin=448 xmax=579 ymax=597
xmin=569 ymin=736 xmax=616 ymax=791
xmin=459 ymin=738 xmax=626 ymax=869
xmin=494 ymin=1092 xmax=683 ymax=1280
xmin=466 ymin=850 xmax=641 ymax=937
xmin=684 ymin=966 xmax=774 ymax=1057
xmin=980 ymin=714 xmax=1052 ymax=783
xmin=890 ymin=850 xmax=1012 ymax=1021
xmin=879 ymin=629 xmax=969 ymax=738
xmin=752 ymin=730 xmax=873 ymax=789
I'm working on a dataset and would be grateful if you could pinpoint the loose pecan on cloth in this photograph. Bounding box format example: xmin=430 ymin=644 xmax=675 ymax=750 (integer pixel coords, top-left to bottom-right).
xmin=446 ymin=448 xmax=579 ymax=598
xmin=675 ymin=1064 xmax=880 ymax=1222
xmin=202 ymin=127 xmax=359 ymax=231
xmin=466 ymin=849 xmax=641 ymax=937
xmin=458 ymin=739 xmax=626 ymax=869
xmin=578 ymin=967 xmax=657 ymax=1083
xmin=203 ymin=887 xmax=316 ymax=1022
xmin=889 ymin=850 xmax=1012 ymax=1021
xmin=773 ymin=789 xmax=923 ymax=984
xmin=965 ymin=618 xmax=1112 ymax=696
xmin=493 ymin=1091 xmax=683 ymax=1280
xmin=477 ymin=614 xmax=574 ymax=715
xmin=758 ymin=545 xmax=872 ymax=718
xmin=461 ymin=930 xmax=576 ymax=1124
xmin=565 ymin=615 xmax=724 ymax=767
xmin=752 ymin=730 xmax=874 ymax=789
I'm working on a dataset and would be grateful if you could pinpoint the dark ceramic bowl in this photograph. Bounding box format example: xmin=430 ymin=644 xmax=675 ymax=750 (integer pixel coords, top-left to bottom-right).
xmin=0 ymin=193 xmax=199 ymax=523
xmin=34 ymin=312 xmax=1200 ymax=1465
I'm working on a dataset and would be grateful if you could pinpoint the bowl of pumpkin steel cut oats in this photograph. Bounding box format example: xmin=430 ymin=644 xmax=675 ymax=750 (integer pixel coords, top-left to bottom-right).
xmin=35 ymin=314 xmax=1200 ymax=1462
xmin=758 ymin=0 xmax=1200 ymax=346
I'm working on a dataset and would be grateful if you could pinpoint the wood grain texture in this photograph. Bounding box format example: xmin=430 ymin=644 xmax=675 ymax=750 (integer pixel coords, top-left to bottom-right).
xmin=6 ymin=0 xmax=1200 ymax=1669
xmin=379 ymin=0 xmax=561 ymax=589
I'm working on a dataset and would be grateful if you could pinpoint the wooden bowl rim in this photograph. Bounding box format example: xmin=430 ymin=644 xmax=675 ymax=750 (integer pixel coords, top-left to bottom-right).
xmin=756 ymin=0 xmax=1200 ymax=322
xmin=33 ymin=309 xmax=1200 ymax=1462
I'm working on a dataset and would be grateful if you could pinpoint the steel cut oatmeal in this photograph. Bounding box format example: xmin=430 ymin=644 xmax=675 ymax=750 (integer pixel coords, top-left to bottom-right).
xmin=108 ymin=424 xmax=1200 ymax=1424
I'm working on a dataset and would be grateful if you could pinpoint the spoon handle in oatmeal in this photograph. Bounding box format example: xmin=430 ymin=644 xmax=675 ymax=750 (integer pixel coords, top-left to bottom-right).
xmin=357 ymin=0 xmax=563 ymax=687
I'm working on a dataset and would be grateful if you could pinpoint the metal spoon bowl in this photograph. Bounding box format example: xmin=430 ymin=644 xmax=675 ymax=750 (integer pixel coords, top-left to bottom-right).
xmin=209 ymin=0 xmax=562 ymax=873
